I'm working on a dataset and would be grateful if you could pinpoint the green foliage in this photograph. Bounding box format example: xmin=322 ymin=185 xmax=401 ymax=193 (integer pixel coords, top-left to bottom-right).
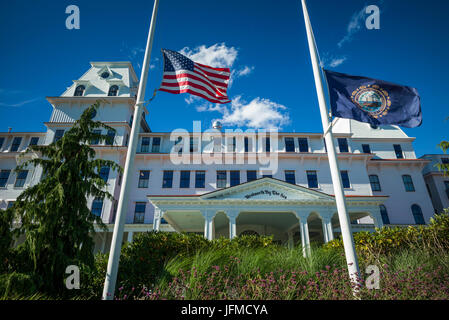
xmin=0 ymin=209 xmax=14 ymax=273
xmin=6 ymin=101 xmax=122 ymax=295
xmin=324 ymin=212 xmax=449 ymax=262
xmin=0 ymin=272 xmax=40 ymax=299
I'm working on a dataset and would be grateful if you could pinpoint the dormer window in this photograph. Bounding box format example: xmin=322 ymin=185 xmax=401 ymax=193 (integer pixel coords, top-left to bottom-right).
xmin=74 ymin=85 xmax=85 ymax=96
xmin=108 ymin=85 xmax=119 ymax=96
xmin=101 ymin=72 xmax=110 ymax=79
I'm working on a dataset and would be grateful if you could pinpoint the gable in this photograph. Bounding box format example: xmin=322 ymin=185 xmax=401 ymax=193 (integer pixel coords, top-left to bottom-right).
xmin=201 ymin=178 xmax=333 ymax=202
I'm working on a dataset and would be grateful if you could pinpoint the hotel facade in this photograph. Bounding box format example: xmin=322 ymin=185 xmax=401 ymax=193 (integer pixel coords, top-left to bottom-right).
xmin=0 ymin=62 xmax=440 ymax=253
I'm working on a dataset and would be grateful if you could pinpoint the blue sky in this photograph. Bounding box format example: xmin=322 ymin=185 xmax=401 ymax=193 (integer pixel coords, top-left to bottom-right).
xmin=0 ymin=0 xmax=448 ymax=157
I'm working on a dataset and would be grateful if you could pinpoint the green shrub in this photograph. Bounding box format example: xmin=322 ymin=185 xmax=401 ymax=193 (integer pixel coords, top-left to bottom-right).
xmin=324 ymin=212 xmax=449 ymax=262
xmin=0 ymin=272 xmax=40 ymax=299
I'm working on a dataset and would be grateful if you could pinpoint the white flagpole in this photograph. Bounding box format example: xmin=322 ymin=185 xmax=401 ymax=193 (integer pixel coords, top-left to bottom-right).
xmin=300 ymin=0 xmax=361 ymax=287
xmin=102 ymin=0 xmax=159 ymax=300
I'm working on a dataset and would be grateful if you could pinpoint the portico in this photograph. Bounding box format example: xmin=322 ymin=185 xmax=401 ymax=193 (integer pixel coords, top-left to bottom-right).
xmin=148 ymin=178 xmax=386 ymax=252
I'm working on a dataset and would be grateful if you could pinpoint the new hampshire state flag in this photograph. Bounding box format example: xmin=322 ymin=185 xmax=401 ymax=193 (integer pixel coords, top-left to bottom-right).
xmin=324 ymin=70 xmax=422 ymax=128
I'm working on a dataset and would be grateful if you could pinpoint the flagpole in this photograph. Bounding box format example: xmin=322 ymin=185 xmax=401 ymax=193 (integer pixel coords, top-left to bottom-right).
xmin=300 ymin=0 xmax=361 ymax=288
xmin=102 ymin=0 xmax=159 ymax=300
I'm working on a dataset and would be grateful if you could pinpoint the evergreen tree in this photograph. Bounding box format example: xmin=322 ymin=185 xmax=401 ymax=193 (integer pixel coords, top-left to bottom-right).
xmin=11 ymin=101 xmax=122 ymax=295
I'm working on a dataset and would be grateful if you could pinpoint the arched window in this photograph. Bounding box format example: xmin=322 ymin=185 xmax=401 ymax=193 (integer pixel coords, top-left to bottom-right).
xmin=379 ymin=205 xmax=390 ymax=225
xmin=411 ymin=204 xmax=425 ymax=225
xmin=108 ymin=85 xmax=119 ymax=96
xmin=74 ymin=85 xmax=85 ymax=96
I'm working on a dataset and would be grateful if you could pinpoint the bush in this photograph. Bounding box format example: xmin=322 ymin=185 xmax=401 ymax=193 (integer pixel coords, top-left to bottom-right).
xmin=324 ymin=212 xmax=449 ymax=262
xmin=0 ymin=272 xmax=40 ymax=299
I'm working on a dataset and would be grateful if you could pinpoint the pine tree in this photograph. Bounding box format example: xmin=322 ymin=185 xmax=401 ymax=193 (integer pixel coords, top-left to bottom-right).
xmin=11 ymin=100 xmax=122 ymax=295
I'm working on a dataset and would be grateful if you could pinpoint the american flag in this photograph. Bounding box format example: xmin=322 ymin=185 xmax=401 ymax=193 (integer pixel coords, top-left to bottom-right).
xmin=159 ymin=49 xmax=231 ymax=104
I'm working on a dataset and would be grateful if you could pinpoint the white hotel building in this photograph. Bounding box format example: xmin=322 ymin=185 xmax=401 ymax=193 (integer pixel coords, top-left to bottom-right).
xmin=0 ymin=62 xmax=438 ymax=253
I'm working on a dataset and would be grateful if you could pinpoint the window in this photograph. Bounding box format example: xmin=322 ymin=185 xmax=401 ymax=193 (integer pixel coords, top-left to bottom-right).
xmin=228 ymin=137 xmax=236 ymax=152
xmin=125 ymin=134 xmax=129 ymax=147
xmin=0 ymin=170 xmax=11 ymax=187
xmin=108 ymin=85 xmax=119 ymax=96
xmin=285 ymin=171 xmax=296 ymax=184
xmin=247 ymin=170 xmax=257 ymax=182
xmin=106 ymin=130 xmax=115 ymax=146
xmin=441 ymin=158 xmax=449 ymax=164
xmin=369 ymin=175 xmax=381 ymax=192
xmin=411 ymin=204 xmax=425 ymax=225
xmin=217 ymin=171 xmax=227 ymax=188
xmin=285 ymin=138 xmax=295 ymax=152
xmin=265 ymin=137 xmax=270 ymax=152
xmin=230 ymin=171 xmax=240 ymax=187
xmin=362 ymin=144 xmax=371 ymax=154
xmin=74 ymin=85 xmax=85 ymax=96
xmin=340 ymin=171 xmax=350 ymax=189
xmin=118 ymin=173 xmax=122 ymax=186
xmin=379 ymin=205 xmax=390 ymax=225
xmin=394 ymin=144 xmax=403 ymax=159
xmin=162 ymin=171 xmax=173 ymax=188
xmin=175 ymin=136 xmax=183 ymax=154
xmin=99 ymin=166 xmax=110 ymax=183
xmin=0 ymin=137 xmax=4 ymax=149
xmin=180 ymin=171 xmax=190 ymax=188
xmin=152 ymin=137 xmax=161 ymax=153
xmin=262 ymin=174 xmax=273 ymax=178
xmin=195 ymin=171 xmax=206 ymax=188
xmin=402 ymin=175 xmax=415 ymax=192
xmin=10 ymin=137 xmax=22 ymax=152
xmin=323 ymin=139 xmax=327 ymax=152
xmin=307 ymin=171 xmax=318 ymax=188
xmin=7 ymin=201 xmax=15 ymax=209
xmin=213 ymin=136 xmax=221 ymax=153
xmin=244 ymin=137 xmax=249 ymax=153
xmin=14 ymin=170 xmax=28 ymax=187
xmin=189 ymin=137 xmax=195 ymax=153
xmin=53 ymin=130 xmax=65 ymax=143
xmin=101 ymin=72 xmax=110 ymax=79
xmin=338 ymin=138 xmax=349 ymax=153
xmin=138 ymin=170 xmax=150 ymax=188
xmin=141 ymin=137 xmax=150 ymax=152
xmin=298 ymin=138 xmax=309 ymax=153
xmin=129 ymin=115 xmax=134 ymax=127
xmin=134 ymin=202 xmax=146 ymax=224
xmin=29 ymin=137 xmax=39 ymax=146
xmin=91 ymin=198 xmax=103 ymax=217
xmin=90 ymin=130 xmax=101 ymax=145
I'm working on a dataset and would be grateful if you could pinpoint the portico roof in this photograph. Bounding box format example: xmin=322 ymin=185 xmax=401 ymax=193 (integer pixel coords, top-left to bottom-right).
xmin=147 ymin=177 xmax=388 ymax=207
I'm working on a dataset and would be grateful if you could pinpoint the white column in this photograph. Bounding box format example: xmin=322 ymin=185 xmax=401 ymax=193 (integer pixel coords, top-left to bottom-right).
xmin=321 ymin=217 xmax=329 ymax=243
xmin=227 ymin=210 xmax=239 ymax=239
xmin=153 ymin=208 xmax=161 ymax=231
xmin=127 ymin=231 xmax=134 ymax=243
xmin=202 ymin=210 xmax=215 ymax=241
xmin=326 ymin=217 xmax=334 ymax=242
xmin=322 ymin=215 xmax=334 ymax=243
xmin=371 ymin=209 xmax=384 ymax=229
xmin=297 ymin=212 xmax=310 ymax=257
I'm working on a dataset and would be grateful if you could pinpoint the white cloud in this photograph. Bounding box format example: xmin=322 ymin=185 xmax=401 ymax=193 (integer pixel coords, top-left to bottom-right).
xmin=0 ymin=97 xmax=41 ymax=108
xmin=179 ymin=43 xmax=238 ymax=68
xmin=338 ymin=6 xmax=366 ymax=48
xmin=329 ymin=57 xmax=347 ymax=67
xmin=236 ymin=66 xmax=254 ymax=77
xmin=202 ymin=96 xmax=290 ymax=130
